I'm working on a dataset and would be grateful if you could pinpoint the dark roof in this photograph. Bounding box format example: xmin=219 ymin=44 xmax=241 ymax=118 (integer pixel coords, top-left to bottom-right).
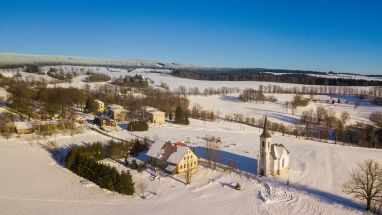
xmin=260 ymin=114 xmax=271 ymax=138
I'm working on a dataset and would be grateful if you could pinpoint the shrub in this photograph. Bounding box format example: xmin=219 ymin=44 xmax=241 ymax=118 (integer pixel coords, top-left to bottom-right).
xmin=128 ymin=121 xmax=149 ymax=131
xmin=235 ymin=183 xmax=241 ymax=190
xmin=131 ymin=159 xmax=138 ymax=170
xmin=138 ymin=163 xmax=147 ymax=172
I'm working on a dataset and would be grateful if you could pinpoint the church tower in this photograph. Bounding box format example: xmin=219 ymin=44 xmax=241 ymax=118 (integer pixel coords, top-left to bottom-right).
xmin=257 ymin=113 xmax=272 ymax=176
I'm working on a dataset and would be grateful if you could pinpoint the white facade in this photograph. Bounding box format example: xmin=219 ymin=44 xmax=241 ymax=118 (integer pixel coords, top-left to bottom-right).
xmin=257 ymin=114 xmax=289 ymax=176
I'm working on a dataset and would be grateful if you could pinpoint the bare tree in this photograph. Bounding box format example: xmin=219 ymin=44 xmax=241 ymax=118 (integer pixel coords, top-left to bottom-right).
xmin=342 ymin=159 xmax=382 ymax=211
xmin=340 ymin=111 xmax=350 ymax=125
xmin=324 ymin=107 xmax=336 ymax=129
xmin=205 ymin=135 xmax=221 ymax=170
xmin=136 ymin=181 xmax=148 ymax=199
xmin=333 ymin=117 xmax=343 ymax=144
xmin=184 ymin=167 xmax=193 ymax=185
xmin=315 ymin=105 xmax=327 ymax=125
xmin=227 ymin=159 xmax=237 ymax=173
xmin=284 ymin=101 xmax=289 ymax=114
xmin=0 ymin=112 xmax=15 ymax=140
xmin=355 ymin=99 xmax=361 ymax=109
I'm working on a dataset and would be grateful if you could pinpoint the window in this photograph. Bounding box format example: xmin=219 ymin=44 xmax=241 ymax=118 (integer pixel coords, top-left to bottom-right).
xmin=184 ymin=157 xmax=186 ymax=160
xmin=268 ymin=142 xmax=270 ymax=148
xmin=262 ymin=141 xmax=265 ymax=148
xmin=194 ymin=161 xmax=196 ymax=165
xmin=184 ymin=164 xmax=186 ymax=168
xmin=180 ymin=165 xmax=182 ymax=170
xmin=191 ymin=155 xmax=193 ymax=159
xmin=282 ymin=158 xmax=284 ymax=168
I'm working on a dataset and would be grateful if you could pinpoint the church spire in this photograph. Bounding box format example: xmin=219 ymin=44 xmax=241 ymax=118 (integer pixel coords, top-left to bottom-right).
xmin=260 ymin=112 xmax=271 ymax=138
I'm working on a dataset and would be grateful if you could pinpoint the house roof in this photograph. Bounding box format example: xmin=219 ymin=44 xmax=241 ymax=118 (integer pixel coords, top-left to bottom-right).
xmin=107 ymin=104 xmax=124 ymax=111
xmin=174 ymin=141 xmax=187 ymax=147
xmin=146 ymin=141 xmax=193 ymax=165
xmin=167 ymin=146 xmax=189 ymax=164
xmin=270 ymin=143 xmax=289 ymax=160
xmin=165 ymin=164 xmax=177 ymax=173
xmin=15 ymin=122 xmax=33 ymax=130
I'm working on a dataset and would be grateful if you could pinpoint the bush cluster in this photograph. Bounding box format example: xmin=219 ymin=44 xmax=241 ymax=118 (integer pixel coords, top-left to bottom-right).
xmin=128 ymin=121 xmax=149 ymax=131
xmin=65 ymin=142 xmax=135 ymax=195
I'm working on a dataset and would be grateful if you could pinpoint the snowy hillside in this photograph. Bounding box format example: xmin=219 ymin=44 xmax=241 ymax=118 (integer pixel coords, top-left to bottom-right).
xmin=0 ymin=53 xmax=206 ymax=69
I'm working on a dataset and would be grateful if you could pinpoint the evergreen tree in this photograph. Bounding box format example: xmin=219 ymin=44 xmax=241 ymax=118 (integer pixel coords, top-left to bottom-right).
xmin=175 ymin=106 xmax=190 ymax=125
xmin=131 ymin=159 xmax=137 ymax=170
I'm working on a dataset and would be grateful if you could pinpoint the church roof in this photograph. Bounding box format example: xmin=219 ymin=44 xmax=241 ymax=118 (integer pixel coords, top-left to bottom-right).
xmin=260 ymin=113 xmax=271 ymax=138
xmin=270 ymin=143 xmax=289 ymax=160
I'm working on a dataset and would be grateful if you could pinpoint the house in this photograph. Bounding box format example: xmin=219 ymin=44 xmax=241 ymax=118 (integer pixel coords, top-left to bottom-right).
xmin=146 ymin=141 xmax=198 ymax=175
xmin=141 ymin=106 xmax=165 ymax=124
xmin=96 ymin=117 xmax=116 ymax=127
xmin=94 ymin=100 xmax=105 ymax=112
xmin=15 ymin=122 xmax=34 ymax=135
xmin=108 ymin=104 xmax=127 ymax=121
xmin=257 ymin=114 xmax=290 ymax=176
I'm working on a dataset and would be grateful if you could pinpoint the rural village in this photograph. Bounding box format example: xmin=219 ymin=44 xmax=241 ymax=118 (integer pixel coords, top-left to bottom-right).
xmin=0 ymin=63 xmax=381 ymax=214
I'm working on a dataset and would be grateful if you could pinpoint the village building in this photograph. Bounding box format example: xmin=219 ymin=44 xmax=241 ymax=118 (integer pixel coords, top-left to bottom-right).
xmin=108 ymin=104 xmax=127 ymax=121
xmin=15 ymin=122 xmax=34 ymax=135
xmin=94 ymin=100 xmax=105 ymax=112
xmin=257 ymin=114 xmax=290 ymax=176
xmin=146 ymin=141 xmax=198 ymax=175
xmin=141 ymin=106 xmax=165 ymax=124
xmin=95 ymin=116 xmax=116 ymax=127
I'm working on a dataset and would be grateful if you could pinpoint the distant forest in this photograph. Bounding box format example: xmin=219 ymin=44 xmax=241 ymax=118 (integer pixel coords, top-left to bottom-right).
xmin=171 ymin=69 xmax=382 ymax=86
xmin=1 ymin=63 xmax=381 ymax=86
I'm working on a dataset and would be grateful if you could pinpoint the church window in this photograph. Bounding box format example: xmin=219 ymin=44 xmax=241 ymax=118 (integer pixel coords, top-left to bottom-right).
xmin=262 ymin=141 xmax=265 ymax=148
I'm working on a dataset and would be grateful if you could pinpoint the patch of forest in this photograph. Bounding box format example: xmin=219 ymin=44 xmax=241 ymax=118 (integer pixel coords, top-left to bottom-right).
xmin=171 ymin=69 xmax=382 ymax=86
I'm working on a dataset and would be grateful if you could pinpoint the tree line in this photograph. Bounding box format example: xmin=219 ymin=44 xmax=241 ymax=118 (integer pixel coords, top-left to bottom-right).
xmin=65 ymin=141 xmax=135 ymax=195
xmin=172 ymin=70 xmax=382 ymax=86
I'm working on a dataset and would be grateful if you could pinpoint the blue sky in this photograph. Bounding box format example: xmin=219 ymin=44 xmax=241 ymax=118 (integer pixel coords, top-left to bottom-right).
xmin=1 ymin=1 xmax=381 ymax=74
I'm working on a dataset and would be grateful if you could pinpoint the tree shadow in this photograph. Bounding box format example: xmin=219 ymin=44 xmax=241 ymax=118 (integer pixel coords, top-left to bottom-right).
xmin=267 ymin=179 xmax=365 ymax=211
xmin=192 ymin=146 xmax=257 ymax=174
xmin=219 ymin=95 xmax=239 ymax=103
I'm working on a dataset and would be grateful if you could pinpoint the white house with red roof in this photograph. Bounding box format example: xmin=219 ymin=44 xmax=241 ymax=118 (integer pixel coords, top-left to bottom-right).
xmin=146 ymin=141 xmax=198 ymax=175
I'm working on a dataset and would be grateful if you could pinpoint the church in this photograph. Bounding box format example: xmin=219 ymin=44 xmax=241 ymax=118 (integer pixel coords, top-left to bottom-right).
xmin=257 ymin=114 xmax=290 ymax=176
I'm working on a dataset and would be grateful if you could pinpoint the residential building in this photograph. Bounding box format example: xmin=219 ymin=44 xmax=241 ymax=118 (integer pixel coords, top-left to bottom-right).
xmin=108 ymin=104 xmax=127 ymax=121
xmin=146 ymin=141 xmax=198 ymax=175
xmin=94 ymin=100 xmax=105 ymax=112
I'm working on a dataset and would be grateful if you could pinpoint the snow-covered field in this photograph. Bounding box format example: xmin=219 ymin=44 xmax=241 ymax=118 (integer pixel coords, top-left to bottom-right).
xmin=0 ymin=117 xmax=374 ymax=214
xmin=0 ymin=66 xmax=380 ymax=214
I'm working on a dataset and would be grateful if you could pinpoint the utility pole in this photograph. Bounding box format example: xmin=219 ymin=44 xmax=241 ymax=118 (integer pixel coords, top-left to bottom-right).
xmin=204 ymin=121 xmax=205 ymax=136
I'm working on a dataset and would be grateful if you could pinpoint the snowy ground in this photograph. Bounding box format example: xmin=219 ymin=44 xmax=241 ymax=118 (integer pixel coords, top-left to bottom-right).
xmin=0 ymin=116 xmax=377 ymax=214
xmin=0 ymin=67 xmax=380 ymax=214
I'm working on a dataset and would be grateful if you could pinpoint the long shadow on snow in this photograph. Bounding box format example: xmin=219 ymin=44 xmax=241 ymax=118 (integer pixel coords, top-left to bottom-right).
xmin=268 ymin=179 xmax=365 ymax=211
xmin=192 ymin=146 xmax=258 ymax=174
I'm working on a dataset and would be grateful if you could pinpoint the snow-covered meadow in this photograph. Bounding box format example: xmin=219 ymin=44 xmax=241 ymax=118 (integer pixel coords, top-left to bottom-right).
xmin=0 ymin=66 xmax=381 ymax=214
